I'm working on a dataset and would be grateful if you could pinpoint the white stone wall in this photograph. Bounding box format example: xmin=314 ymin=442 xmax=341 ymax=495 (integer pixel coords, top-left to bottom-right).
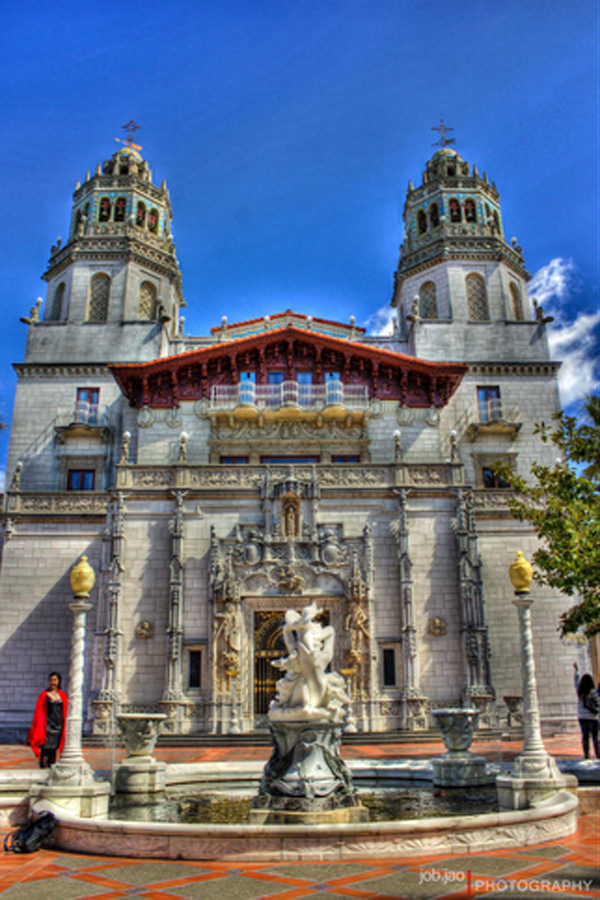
xmin=0 ymin=525 xmax=102 ymax=731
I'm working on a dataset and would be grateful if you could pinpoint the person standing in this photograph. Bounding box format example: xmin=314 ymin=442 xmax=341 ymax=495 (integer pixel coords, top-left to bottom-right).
xmin=27 ymin=672 xmax=68 ymax=768
xmin=573 ymin=663 xmax=599 ymax=759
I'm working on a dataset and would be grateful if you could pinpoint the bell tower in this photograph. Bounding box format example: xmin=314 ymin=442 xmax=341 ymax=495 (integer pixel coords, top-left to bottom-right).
xmin=26 ymin=127 xmax=185 ymax=365
xmin=390 ymin=137 xmax=544 ymax=364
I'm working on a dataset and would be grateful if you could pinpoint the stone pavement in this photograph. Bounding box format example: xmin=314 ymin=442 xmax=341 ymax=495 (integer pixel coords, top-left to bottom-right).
xmin=0 ymin=734 xmax=598 ymax=900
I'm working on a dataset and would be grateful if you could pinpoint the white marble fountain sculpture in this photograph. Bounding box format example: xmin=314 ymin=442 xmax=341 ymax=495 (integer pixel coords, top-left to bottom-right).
xmin=250 ymin=602 xmax=368 ymax=824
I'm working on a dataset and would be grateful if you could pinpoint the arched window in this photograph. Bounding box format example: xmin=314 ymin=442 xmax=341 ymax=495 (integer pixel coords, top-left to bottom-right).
xmin=419 ymin=281 xmax=438 ymax=319
xmin=98 ymin=197 xmax=111 ymax=222
xmin=114 ymin=197 xmax=126 ymax=222
xmin=87 ymin=273 xmax=110 ymax=322
xmin=466 ymin=274 xmax=489 ymax=321
xmin=136 ymin=202 xmax=146 ymax=227
xmin=148 ymin=208 xmax=159 ymax=232
xmin=417 ymin=209 xmax=427 ymax=233
xmin=449 ymin=198 xmax=461 ymax=222
xmin=464 ymin=198 xmax=477 ymax=222
xmin=429 ymin=203 xmax=439 ymax=227
xmin=139 ymin=281 xmax=157 ymax=320
xmin=509 ymin=282 xmax=524 ymax=321
xmin=47 ymin=282 xmax=65 ymax=321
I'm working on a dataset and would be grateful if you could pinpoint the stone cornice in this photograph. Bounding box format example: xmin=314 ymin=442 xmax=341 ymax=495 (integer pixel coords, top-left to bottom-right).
xmin=396 ymin=241 xmax=530 ymax=283
xmin=13 ymin=363 xmax=110 ymax=378
xmin=467 ymin=361 xmax=560 ymax=377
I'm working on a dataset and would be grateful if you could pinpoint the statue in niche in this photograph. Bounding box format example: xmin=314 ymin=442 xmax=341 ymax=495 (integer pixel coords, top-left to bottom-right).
xmin=283 ymin=496 xmax=300 ymax=538
xmin=344 ymin=599 xmax=370 ymax=699
xmin=269 ymin=602 xmax=349 ymax=723
xmin=214 ymin=599 xmax=242 ymax=681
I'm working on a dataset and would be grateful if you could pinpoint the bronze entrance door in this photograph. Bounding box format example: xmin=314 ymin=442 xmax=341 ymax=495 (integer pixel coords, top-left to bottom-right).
xmin=254 ymin=611 xmax=286 ymax=718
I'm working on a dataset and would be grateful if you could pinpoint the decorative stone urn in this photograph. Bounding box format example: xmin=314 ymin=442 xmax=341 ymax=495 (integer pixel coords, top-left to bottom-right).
xmin=113 ymin=713 xmax=168 ymax=794
xmin=431 ymin=708 xmax=491 ymax=786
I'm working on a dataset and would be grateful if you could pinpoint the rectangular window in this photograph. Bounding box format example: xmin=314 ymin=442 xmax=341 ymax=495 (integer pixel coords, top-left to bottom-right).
xmin=260 ymin=456 xmax=320 ymax=464
xmin=188 ymin=650 xmax=202 ymax=689
xmin=75 ymin=387 xmax=99 ymax=424
xmin=296 ymin=371 xmax=312 ymax=384
xmin=382 ymin=648 xmax=396 ymax=687
xmin=240 ymin=371 xmax=256 ymax=383
xmin=477 ymin=386 xmax=501 ymax=422
xmin=324 ymin=371 xmax=341 ymax=382
xmin=67 ymin=470 xmax=95 ymax=491
xmin=267 ymin=371 xmax=285 ymax=384
xmin=332 ymin=455 xmax=360 ymax=463
xmin=220 ymin=456 xmax=249 ymax=464
xmin=482 ymin=466 xmax=510 ymax=489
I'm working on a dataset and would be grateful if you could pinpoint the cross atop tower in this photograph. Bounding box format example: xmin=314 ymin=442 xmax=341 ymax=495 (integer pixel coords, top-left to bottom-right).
xmin=115 ymin=120 xmax=142 ymax=151
xmin=431 ymin=119 xmax=455 ymax=148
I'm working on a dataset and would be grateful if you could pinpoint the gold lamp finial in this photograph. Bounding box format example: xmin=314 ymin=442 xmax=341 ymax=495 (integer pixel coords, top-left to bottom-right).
xmin=509 ymin=551 xmax=533 ymax=594
xmin=70 ymin=555 xmax=96 ymax=597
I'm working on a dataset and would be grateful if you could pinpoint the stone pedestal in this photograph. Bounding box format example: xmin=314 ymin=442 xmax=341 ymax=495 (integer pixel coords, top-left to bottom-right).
xmin=433 ymin=752 xmax=490 ymax=787
xmin=112 ymin=713 xmax=167 ymax=796
xmin=431 ymin=707 xmax=492 ymax=786
xmin=29 ymin=781 xmax=111 ymax=818
xmin=250 ymin=720 xmax=368 ymax=825
xmin=112 ymin=758 xmax=167 ymax=794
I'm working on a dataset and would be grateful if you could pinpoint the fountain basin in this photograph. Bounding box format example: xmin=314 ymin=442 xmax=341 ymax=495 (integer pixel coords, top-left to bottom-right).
xmin=34 ymin=789 xmax=577 ymax=861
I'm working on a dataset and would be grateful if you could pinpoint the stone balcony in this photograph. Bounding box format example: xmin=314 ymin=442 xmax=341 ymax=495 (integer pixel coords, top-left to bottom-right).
xmin=466 ymin=399 xmax=521 ymax=441
xmin=209 ymin=381 xmax=370 ymax=427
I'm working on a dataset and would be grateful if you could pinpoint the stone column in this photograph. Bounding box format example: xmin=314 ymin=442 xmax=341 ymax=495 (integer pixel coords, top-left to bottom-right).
xmin=160 ymin=491 xmax=191 ymax=733
xmin=49 ymin=556 xmax=95 ymax=785
xmin=456 ymin=490 xmax=494 ymax=724
xmin=93 ymin=493 xmax=126 ymax=734
xmin=34 ymin=557 xmax=111 ymax=816
xmin=496 ymin=552 xmax=571 ymax=809
xmin=393 ymin=489 xmax=426 ymax=730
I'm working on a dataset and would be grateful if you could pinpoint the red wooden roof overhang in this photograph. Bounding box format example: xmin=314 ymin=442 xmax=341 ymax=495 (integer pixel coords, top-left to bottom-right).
xmin=109 ymin=325 xmax=467 ymax=409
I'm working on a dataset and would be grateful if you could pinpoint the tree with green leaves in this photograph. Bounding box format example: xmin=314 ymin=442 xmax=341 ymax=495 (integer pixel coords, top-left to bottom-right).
xmin=495 ymin=394 xmax=600 ymax=638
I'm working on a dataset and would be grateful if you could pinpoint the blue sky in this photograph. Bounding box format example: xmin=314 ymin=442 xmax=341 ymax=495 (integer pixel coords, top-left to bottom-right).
xmin=0 ymin=0 xmax=598 ymax=485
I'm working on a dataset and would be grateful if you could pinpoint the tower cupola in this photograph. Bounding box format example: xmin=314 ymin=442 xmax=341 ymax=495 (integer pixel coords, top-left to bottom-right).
xmin=32 ymin=131 xmax=185 ymax=364
xmin=390 ymin=138 xmax=539 ymax=362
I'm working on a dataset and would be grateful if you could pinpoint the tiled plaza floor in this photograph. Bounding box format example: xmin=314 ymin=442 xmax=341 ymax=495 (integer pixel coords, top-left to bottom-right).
xmin=0 ymin=734 xmax=598 ymax=900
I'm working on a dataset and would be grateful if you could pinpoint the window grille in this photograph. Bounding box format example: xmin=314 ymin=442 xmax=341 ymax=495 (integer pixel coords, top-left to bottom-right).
xmin=139 ymin=281 xmax=157 ymax=319
xmin=466 ymin=274 xmax=489 ymax=321
xmin=419 ymin=281 xmax=438 ymax=319
xmin=87 ymin=274 xmax=110 ymax=322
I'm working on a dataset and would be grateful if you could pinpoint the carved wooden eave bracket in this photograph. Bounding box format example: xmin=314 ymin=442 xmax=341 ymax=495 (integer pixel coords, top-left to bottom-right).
xmin=109 ymin=324 xmax=467 ymax=410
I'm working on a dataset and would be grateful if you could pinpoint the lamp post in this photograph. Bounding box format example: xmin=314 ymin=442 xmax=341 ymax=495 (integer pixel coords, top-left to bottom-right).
xmin=49 ymin=556 xmax=95 ymax=785
xmin=496 ymin=552 xmax=567 ymax=809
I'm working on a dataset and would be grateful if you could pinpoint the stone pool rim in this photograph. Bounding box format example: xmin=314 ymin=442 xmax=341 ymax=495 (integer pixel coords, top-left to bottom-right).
xmin=32 ymin=789 xmax=578 ymax=861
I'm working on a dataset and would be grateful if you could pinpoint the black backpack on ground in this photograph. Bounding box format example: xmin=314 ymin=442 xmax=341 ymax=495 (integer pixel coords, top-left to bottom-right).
xmin=3 ymin=811 xmax=57 ymax=853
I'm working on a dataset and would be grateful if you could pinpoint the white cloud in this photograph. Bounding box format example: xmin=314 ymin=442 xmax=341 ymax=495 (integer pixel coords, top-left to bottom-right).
xmin=528 ymin=257 xmax=577 ymax=307
xmin=365 ymin=305 xmax=396 ymax=336
xmin=531 ymin=258 xmax=600 ymax=409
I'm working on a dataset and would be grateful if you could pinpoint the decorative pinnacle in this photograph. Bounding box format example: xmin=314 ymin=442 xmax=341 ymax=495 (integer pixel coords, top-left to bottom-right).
xmin=431 ymin=119 xmax=455 ymax=148
xmin=115 ymin=119 xmax=142 ymax=151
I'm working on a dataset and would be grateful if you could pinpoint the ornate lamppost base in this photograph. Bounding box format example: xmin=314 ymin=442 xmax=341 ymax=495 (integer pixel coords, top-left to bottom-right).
xmin=496 ymin=753 xmax=576 ymax=810
xmin=30 ymin=780 xmax=111 ymax=818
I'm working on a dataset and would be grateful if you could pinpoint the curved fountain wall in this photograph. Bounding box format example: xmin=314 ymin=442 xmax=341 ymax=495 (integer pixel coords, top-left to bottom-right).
xmin=36 ymin=790 xmax=577 ymax=861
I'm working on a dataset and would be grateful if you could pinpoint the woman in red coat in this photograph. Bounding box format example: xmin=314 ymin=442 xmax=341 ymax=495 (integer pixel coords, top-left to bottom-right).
xmin=27 ymin=672 xmax=68 ymax=768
